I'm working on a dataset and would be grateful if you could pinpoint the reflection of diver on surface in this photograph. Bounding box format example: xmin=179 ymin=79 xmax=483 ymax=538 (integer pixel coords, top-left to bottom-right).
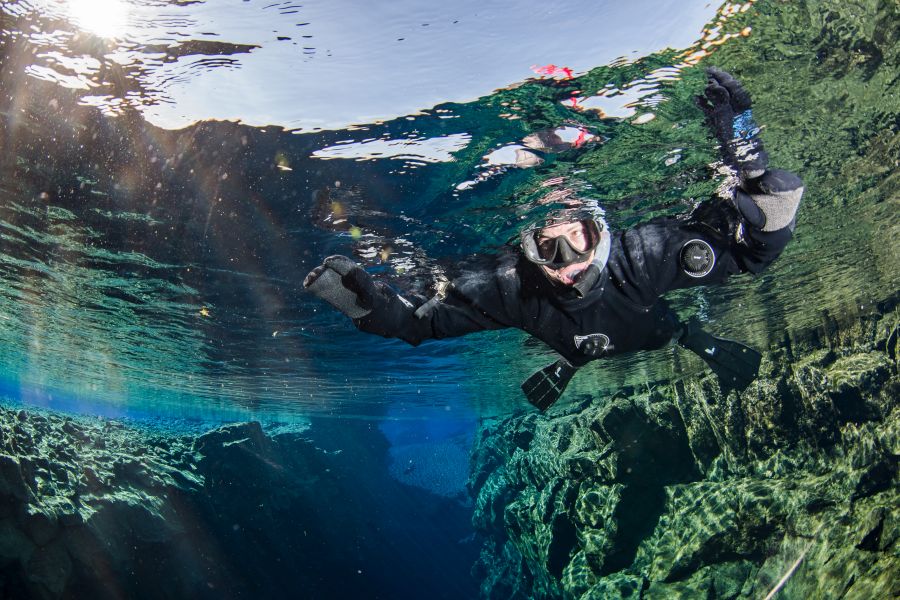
xmin=455 ymin=125 xmax=599 ymax=191
xmin=305 ymin=69 xmax=804 ymax=410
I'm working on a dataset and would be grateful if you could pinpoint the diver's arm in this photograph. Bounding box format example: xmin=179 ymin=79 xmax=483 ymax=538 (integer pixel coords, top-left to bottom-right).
xmin=624 ymin=70 xmax=803 ymax=300
xmin=699 ymin=67 xmax=803 ymax=270
xmin=622 ymin=165 xmax=803 ymax=299
xmin=303 ymin=256 xmax=507 ymax=346
xmin=412 ymin=285 xmax=511 ymax=341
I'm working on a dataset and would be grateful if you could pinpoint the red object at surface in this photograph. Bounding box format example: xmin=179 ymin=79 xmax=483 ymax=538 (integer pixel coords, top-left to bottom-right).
xmin=572 ymin=128 xmax=588 ymax=147
xmin=531 ymin=64 xmax=574 ymax=79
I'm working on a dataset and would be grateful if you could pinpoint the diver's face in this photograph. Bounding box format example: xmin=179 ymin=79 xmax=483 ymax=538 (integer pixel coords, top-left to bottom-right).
xmin=537 ymin=222 xmax=595 ymax=286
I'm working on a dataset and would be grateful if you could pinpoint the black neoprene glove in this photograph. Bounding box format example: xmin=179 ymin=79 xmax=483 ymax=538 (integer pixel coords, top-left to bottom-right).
xmin=698 ymin=67 xmax=768 ymax=180
xmin=304 ymin=255 xmax=422 ymax=341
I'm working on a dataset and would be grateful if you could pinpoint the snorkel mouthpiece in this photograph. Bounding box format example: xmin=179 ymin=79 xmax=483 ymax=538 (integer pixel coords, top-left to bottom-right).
xmin=572 ymin=263 xmax=600 ymax=297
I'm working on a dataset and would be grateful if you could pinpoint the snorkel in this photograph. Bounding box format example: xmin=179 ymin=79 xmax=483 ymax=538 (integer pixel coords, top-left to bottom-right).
xmin=570 ymin=233 xmax=610 ymax=297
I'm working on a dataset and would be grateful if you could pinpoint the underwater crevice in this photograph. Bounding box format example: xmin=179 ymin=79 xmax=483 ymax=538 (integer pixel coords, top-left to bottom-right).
xmin=600 ymin=484 xmax=667 ymax=576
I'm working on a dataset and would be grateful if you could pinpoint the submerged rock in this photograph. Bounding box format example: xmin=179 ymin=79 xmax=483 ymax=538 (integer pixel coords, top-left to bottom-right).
xmin=0 ymin=405 xmax=480 ymax=599
xmin=25 ymin=540 xmax=71 ymax=600
xmin=0 ymin=455 xmax=31 ymax=502
xmin=469 ymin=307 xmax=899 ymax=598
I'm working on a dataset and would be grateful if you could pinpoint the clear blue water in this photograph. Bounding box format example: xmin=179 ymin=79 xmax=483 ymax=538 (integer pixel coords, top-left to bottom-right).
xmin=1 ymin=0 xmax=896 ymax=425
xmin=0 ymin=0 xmax=726 ymax=422
xmin=1 ymin=1 xmax=897 ymax=598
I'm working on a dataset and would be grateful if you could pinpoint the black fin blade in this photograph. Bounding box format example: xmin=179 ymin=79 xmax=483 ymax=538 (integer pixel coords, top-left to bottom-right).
xmin=705 ymin=339 xmax=762 ymax=391
xmin=521 ymin=359 xmax=578 ymax=411
xmin=679 ymin=319 xmax=762 ymax=392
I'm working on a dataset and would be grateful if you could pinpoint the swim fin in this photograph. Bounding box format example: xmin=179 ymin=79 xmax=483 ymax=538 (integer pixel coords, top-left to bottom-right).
xmin=677 ymin=318 xmax=762 ymax=392
xmin=521 ymin=358 xmax=579 ymax=411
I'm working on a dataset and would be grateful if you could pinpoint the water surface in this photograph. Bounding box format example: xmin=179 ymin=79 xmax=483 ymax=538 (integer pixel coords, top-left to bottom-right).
xmin=1 ymin=0 xmax=897 ymax=423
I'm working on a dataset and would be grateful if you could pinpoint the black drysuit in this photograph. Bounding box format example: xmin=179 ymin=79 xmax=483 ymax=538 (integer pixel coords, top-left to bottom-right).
xmin=355 ymin=170 xmax=800 ymax=368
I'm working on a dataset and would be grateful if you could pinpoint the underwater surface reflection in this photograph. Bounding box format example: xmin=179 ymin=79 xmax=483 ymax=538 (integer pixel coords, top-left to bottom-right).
xmin=1 ymin=0 xmax=897 ymax=424
xmin=11 ymin=0 xmax=718 ymax=130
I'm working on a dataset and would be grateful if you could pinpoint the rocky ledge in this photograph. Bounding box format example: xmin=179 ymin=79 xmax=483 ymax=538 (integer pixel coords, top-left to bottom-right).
xmin=469 ymin=303 xmax=898 ymax=599
xmin=0 ymin=410 xmax=477 ymax=599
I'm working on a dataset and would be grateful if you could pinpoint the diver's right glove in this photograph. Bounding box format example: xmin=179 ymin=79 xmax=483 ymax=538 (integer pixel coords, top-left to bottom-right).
xmin=304 ymin=255 xmax=422 ymax=341
xmin=699 ymin=67 xmax=768 ymax=180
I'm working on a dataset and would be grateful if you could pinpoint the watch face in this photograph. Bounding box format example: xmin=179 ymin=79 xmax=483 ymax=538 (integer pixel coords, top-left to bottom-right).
xmin=680 ymin=239 xmax=715 ymax=278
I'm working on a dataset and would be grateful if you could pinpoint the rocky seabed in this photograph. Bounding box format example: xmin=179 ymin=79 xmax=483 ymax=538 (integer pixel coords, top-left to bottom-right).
xmin=0 ymin=412 xmax=288 ymax=598
xmin=469 ymin=304 xmax=898 ymax=599
xmin=0 ymin=304 xmax=896 ymax=599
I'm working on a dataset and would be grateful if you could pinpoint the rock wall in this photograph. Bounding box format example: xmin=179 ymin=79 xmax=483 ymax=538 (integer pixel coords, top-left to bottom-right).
xmin=469 ymin=303 xmax=899 ymax=599
xmin=0 ymin=413 xmax=478 ymax=599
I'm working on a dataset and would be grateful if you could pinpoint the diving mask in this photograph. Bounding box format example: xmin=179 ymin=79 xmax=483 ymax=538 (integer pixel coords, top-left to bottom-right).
xmin=521 ymin=219 xmax=603 ymax=269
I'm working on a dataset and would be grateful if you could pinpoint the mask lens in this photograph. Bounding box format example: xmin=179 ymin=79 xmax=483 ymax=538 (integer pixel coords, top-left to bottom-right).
xmin=522 ymin=219 xmax=604 ymax=267
xmin=536 ymin=237 xmax=558 ymax=260
xmin=537 ymin=222 xmax=594 ymax=255
xmin=567 ymin=225 xmax=591 ymax=252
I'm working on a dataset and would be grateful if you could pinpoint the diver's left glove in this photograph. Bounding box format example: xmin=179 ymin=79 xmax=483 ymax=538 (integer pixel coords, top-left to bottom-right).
xmin=699 ymin=67 xmax=768 ymax=180
xmin=304 ymin=255 xmax=423 ymax=342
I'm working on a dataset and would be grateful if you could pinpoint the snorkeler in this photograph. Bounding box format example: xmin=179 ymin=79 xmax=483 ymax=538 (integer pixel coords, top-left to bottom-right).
xmin=455 ymin=124 xmax=598 ymax=191
xmin=304 ymin=69 xmax=804 ymax=410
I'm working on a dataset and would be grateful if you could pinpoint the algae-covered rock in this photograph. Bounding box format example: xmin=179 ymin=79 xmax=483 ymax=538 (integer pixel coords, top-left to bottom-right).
xmin=0 ymin=456 xmax=31 ymax=502
xmin=0 ymin=408 xmax=481 ymax=599
xmin=582 ymin=572 xmax=644 ymax=599
xmin=469 ymin=305 xmax=899 ymax=598
xmin=0 ymin=519 xmax=35 ymax=565
xmin=0 ymin=406 xmax=205 ymax=598
xmin=21 ymin=512 xmax=58 ymax=548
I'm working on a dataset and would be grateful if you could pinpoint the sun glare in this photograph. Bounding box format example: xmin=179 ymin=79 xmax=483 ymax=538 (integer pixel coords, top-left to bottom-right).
xmin=67 ymin=0 xmax=130 ymax=39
